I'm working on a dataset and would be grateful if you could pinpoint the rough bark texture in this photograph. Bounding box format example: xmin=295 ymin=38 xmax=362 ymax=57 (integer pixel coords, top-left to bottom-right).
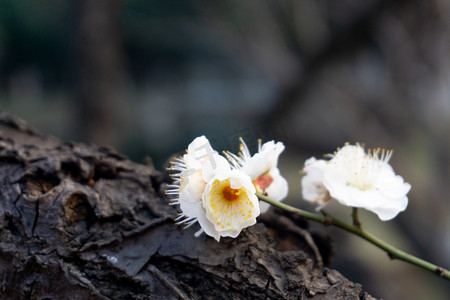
xmin=0 ymin=111 xmax=375 ymax=299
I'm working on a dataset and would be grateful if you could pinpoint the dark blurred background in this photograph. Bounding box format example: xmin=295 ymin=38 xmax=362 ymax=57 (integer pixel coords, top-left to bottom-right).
xmin=1 ymin=0 xmax=449 ymax=298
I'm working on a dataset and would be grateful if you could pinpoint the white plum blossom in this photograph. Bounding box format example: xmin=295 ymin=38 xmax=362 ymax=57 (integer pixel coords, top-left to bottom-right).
xmin=301 ymin=157 xmax=331 ymax=210
xmin=167 ymin=136 xmax=232 ymax=240
xmin=301 ymin=143 xmax=411 ymax=221
xmin=202 ymin=170 xmax=260 ymax=239
xmin=167 ymin=136 xmax=260 ymax=241
xmin=225 ymin=138 xmax=288 ymax=213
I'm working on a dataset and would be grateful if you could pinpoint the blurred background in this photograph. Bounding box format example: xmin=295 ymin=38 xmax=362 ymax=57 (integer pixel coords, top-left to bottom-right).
xmin=1 ymin=0 xmax=449 ymax=298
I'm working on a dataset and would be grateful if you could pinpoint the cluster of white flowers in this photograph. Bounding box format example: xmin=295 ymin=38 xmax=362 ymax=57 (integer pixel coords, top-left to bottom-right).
xmin=301 ymin=143 xmax=411 ymax=221
xmin=167 ymin=138 xmax=411 ymax=241
xmin=167 ymin=136 xmax=288 ymax=241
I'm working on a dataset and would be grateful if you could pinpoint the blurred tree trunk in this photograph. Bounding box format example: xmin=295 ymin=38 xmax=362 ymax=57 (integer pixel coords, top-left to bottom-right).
xmin=72 ymin=0 xmax=125 ymax=148
xmin=0 ymin=111 xmax=376 ymax=299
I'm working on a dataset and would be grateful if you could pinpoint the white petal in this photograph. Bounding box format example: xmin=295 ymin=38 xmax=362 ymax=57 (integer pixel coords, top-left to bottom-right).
xmin=265 ymin=169 xmax=288 ymax=201
xmin=201 ymin=154 xmax=231 ymax=182
xmin=178 ymin=197 xmax=202 ymax=220
xmin=241 ymin=141 xmax=285 ymax=179
xmin=218 ymin=217 xmax=257 ymax=238
xmin=229 ymin=170 xmax=256 ymax=192
xmin=260 ymin=141 xmax=285 ymax=170
xmin=195 ymin=208 xmax=222 ymax=241
xmin=180 ymin=171 xmax=206 ymax=203
xmin=302 ymin=158 xmax=330 ymax=207
xmin=375 ymin=166 xmax=411 ymax=199
xmin=241 ymin=153 xmax=269 ymax=179
xmin=370 ymin=196 xmax=408 ymax=220
xmin=201 ymin=171 xmax=260 ymax=235
xmin=187 ymin=135 xmax=211 ymax=157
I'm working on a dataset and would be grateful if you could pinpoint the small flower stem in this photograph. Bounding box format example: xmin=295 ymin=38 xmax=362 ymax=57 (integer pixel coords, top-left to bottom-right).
xmin=256 ymin=193 xmax=450 ymax=281
xmin=351 ymin=207 xmax=362 ymax=228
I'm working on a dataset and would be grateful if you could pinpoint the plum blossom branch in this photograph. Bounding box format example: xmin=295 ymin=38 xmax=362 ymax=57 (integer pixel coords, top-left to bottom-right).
xmin=167 ymin=137 xmax=449 ymax=282
xmin=256 ymin=192 xmax=450 ymax=281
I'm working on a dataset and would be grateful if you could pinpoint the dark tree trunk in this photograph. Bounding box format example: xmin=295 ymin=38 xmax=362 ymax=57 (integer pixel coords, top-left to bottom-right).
xmin=0 ymin=111 xmax=375 ymax=299
xmin=72 ymin=0 xmax=125 ymax=148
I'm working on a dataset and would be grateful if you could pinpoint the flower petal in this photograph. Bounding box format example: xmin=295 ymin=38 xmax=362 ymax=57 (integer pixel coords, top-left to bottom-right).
xmin=201 ymin=154 xmax=231 ymax=182
xmin=319 ymin=144 xmax=410 ymax=221
xmin=241 ymin=141 xmax=285 ymax=179
xmin=261 ymin=168 xmax=288 ymax=213
xmin=301 ymin=157 xmax=329 ymax=205
xmin=202 ymin=170 xmax=260 ymax=235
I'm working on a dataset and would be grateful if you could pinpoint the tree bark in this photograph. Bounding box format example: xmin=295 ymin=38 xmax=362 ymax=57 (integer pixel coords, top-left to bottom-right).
xmin=0 ymin=111 xmax=375 ymax=299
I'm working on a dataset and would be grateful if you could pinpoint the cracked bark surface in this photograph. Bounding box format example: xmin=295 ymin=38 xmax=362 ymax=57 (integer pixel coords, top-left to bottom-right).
xmin=0 ymin=111 xmax=376 ymax=299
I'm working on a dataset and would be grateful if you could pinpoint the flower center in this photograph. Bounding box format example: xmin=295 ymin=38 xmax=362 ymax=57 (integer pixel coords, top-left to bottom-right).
xmin=253 ymin=173 xmax=274 ymax=190
xmin=345 ymin=154 xmax=386 ymax=190
xmin=222 ymin=186 xmax=241 ymax=202
xmin=348 ymin=173 xmax=374 ymax=190
xmin=330 ymin=145 xmax=392 ymax=192
xmin=211 ymin=179 xmax=246 ymax=205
